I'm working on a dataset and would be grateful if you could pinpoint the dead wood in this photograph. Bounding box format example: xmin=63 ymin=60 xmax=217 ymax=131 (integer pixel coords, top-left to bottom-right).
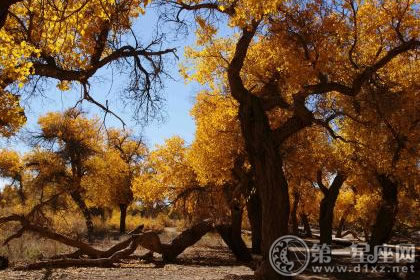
xmin=161 ymin=220 xmax=214 ymax=262
xmin=340 ymin=230 xmax=362 ymax=241
xmin=2 ymin=215 xmax=253 ymax=270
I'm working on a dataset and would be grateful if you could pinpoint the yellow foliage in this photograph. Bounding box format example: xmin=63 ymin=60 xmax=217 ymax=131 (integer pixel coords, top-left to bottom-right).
xmin=0 ymin=92 xmax=26 ymax=137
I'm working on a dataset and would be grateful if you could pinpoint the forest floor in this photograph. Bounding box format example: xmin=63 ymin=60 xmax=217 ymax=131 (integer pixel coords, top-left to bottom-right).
xmin=0 ymin=228 xmax=418 ymax=280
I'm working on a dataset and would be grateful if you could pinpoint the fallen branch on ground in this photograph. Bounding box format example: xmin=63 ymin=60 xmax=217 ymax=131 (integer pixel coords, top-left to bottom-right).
xmin=1 ymin=214 xmax=253 ymax=270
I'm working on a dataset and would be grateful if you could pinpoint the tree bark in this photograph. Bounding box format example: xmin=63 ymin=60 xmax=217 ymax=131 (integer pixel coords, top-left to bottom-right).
xmin=162 ymin=220 xmax=214 ymax=262
xmin=217 ymin=224 xmax=253 ymax=262
xmin=119 ymin=204 xmax=128 ymax=234
xmin=290 ymin=191 xmax=300 ymax=235
xmin=227 ymin=24 xmax=312 ymax=279
xmin=70 ymin=191 xmax=94 ymax=243
xmin=217 ymin=203 xmax=252 ymax=262
xmin=369 ymin=174 xmax=398 ymax=247
xmin=247 ymin=190 xmax=262 ymax=254
xmin=300 ymin=213 xmax=312 ymax=238
xmin=238 ymin=96 xmax=290 ymax=280
xmin=318 ymin=172 xmax=346 ymax=245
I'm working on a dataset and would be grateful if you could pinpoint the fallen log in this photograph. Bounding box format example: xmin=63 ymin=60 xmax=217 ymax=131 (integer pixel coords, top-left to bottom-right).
xmin=340 ymin=230 xmax=362 ymax=241
xmin=0 ymin=215 xmax=104 ymax=258
xmin=2 ymin=214 xmax=253 ymax=270
xmin=162 ymin=220 xmax=214 ymax=262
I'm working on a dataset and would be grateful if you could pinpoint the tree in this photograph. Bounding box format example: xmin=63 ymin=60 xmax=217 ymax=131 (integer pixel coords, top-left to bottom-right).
xmin=170 ymin=1 xmax=419 ymax=278
xmin=133 ymin=136 xmax=200 ymax=218
xmin=188 ymin=91 xmax=255 ymax=258
xmin=338 ymin=59 xmax=420 ymax=246
xmin=0 ymin=92 xmax=26 ymax=138
xmin=26 ymin=109 xmax=103 ymax=242
xmin=85 ymin=129 xmax=147 ymax=233
xmin=0 ymin=149 xmax=25 ymax=203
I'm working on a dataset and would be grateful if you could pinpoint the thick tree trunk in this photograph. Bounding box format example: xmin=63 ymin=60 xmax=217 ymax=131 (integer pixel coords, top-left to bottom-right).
xmin=369 ymin=174 xmax=398 ymax=247
xmin=290 ymin=191 xmax=300 ymax=235
xmin=70 ymin=191 xmax=94 ymax=243
xmin=300 ymin=213 xmax=312 ymax=238
xmin=119 ymin=204 xmax=128 ymax=234
xmin=238 ymin=97 xmax=290 ymax=280
xmin=247 ymin=190 xmax=262 ymax=254
xmin=227 ymin=25 xmax=313 ymax=279
xmin=319 ymin=172 xmax=346 ymax=245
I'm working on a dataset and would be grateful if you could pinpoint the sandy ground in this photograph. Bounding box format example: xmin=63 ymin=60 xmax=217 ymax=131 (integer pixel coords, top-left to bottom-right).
xmin=0 ymin=245 xmax=255 ymax=280
xmin=0 ymin=229 xmax=418 ymax=280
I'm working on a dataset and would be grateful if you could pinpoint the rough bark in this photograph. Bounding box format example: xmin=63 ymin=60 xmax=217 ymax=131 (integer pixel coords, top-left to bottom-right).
xmin=247 ymin=190 xmax=262 ymax=254
xmin=300 ymin=213 xmax=312 ymax=238
xmin=70 ymin=191 xmax=94 ymax=243
xmin=228 ymin=24 xmax=314 ymax=280
xmin=318 ymin=172 xmax=347 ymax=245
xmin=290 ymin=191 xmax=300 ymax=235
xmin=238 ymin=96 xmax=291 ymax=280
xmin=119 ymin=204 xmax=128 ymax=234
xmin=369 ymin=174 xmax=398 ymax=247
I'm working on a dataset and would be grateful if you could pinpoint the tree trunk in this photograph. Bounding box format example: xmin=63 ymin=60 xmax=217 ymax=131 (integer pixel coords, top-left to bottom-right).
xmin=70 ymin=191 xmax=94 ymax=243
xmin=290 ymin=191 xmax=300 ymax=235
xmin=319 ymin=172 xmax=346 ymax=245
xmin=162 ymin=220 xmax=214 ymax=262
xmin=222 ymin=203 xmax=252 ymax=262
xmin=369 ymin=174 xmax=398 ymax=247
xmin=247 ymin=190 xmax=262 ymax=254
xmin=300 ymin=213 xmax=312 ymax=238
xmin=238 ymin=96 xmax=290 ymax=280
xmin=119 ymin=204 xmax=128 ymax=234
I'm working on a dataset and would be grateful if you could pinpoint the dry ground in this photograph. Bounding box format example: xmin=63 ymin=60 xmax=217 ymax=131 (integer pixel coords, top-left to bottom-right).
xmin=0 ymin=228 xmax=418 ymax=280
